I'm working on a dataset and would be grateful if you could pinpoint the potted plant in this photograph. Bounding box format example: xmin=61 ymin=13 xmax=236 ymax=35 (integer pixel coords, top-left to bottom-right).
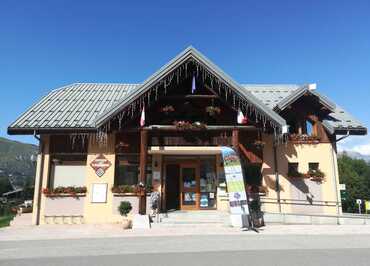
xmin=160 ymin=105 xmax=175 ymax=114
xmin=111 ymin=185 xmax=137 ymax=195
xmin=307 ymin=169 xmax=325 ymax=183
xmin=249 ymin=199 xmax=264 ymax=227
xmin=118 ymin=201 xmax=132 ymax=229
xmin=287 ymin=169 xmax=305 ymax=179
xmin=205 ymin=106 xmax=221 ymax=117
xmin=253 ymin=140 xmax=266 ymax=149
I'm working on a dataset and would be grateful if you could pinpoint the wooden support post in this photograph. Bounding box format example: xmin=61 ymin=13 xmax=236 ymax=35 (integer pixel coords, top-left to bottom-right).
xmin=139 ymin=129 xmax=148 ymax=215
xmin=232 ymin=129 xmax=239 ymax=152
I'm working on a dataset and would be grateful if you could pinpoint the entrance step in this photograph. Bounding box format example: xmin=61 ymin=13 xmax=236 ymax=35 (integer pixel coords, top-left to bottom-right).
xmin=158 ymin=210 xmax=231 ymax=226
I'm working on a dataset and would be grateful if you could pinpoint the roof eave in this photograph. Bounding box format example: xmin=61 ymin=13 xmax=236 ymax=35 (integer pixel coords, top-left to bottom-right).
xmin=95 ymin=46 xmax=287 ymax=129
xmin=7 ymin=127 xmax=97 ymax=135
xmin=274 ymin=88 xmax=336 ymax=113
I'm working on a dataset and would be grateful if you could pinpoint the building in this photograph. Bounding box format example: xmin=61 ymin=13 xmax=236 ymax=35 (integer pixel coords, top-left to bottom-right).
xmin=8 ymin=47 xmax=367 ymax=225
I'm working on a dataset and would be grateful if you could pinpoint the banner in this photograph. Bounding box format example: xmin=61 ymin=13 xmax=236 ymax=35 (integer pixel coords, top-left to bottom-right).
xmin=221 ymin=147 xmax=249 ymax=215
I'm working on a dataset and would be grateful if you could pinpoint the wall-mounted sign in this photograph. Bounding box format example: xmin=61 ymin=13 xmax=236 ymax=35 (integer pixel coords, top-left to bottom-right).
xmin=91 ymin=183 xmax=108 ymax=203
xmin=90 ymin=154 xmax=112 ymax=177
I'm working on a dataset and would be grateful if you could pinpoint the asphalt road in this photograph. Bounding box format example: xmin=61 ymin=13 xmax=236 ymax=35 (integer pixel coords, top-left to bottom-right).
xmin=1 ymin=234 xmax=370 ymax=266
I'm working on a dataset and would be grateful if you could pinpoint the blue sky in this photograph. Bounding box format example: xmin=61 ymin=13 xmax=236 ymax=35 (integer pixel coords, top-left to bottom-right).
xmin=1 ymin=0 xmax=369 ymax=153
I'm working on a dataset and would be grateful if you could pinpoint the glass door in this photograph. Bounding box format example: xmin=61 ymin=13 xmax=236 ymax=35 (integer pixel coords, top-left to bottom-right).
xmin=199 ymin=158 xmax=217 ymax=209
xmin=180 ymin=163 xmax=199 ymax=210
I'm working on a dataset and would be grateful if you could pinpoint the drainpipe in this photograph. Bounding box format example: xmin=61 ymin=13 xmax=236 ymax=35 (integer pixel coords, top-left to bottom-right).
xmin=331 ymin=141 xmax=341 ymax=225
xmin=273 ymin=144 xmax=282 ymax=213
xmin=34 ymin=131 xmax=44 ymax=225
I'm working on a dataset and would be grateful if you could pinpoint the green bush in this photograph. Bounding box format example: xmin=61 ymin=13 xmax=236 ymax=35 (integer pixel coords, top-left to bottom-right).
xmin=118 ymin=201 xmax=132 ymax=217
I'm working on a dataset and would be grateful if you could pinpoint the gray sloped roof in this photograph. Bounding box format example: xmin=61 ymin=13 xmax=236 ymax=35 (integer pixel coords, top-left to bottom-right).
xmin=242 ymin=85 xmax=367 ymax=135
xmin=273 ymin=86 xmax=336 ymax=112
xmin=322 ymin=105 xmax=367 ymax=135
xmin=8 ymin=83 xmax=139 ymax=134
xmin=8 ymin=82 xmax=366 ymax=136
xmin=95 ymin=46 xmax=287 ymax=129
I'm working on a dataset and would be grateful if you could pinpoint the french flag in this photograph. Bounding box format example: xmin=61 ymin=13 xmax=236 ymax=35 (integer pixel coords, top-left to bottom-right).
xmin=237 ymin=109 xmax=248 ymax=124
xmin=140 ymin=106 xmax=145 ymax=127
xmin=191 ymin=75 xmax=196 ymax=94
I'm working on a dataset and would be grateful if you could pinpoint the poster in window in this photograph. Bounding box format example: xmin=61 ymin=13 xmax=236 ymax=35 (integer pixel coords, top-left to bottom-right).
xmin=91 ymin=183 xmax=108 ymax=203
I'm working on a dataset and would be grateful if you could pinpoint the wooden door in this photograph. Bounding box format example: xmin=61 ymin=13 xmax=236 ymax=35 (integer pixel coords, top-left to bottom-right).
xmin=180 ymin=162 xmax=200 ymax=210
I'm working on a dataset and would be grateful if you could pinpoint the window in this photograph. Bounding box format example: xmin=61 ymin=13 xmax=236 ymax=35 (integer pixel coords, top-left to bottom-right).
xmin=115 ymin=155 xmax=152 ymax=186
xmin=50 ymin=158 xmax=87 ymax=188
xmin=306 ymin=120 xmax=314 ymax=135
xmin=309 ymin=163 xmax=319 ymax=171
xmin=115 ymin=155 xmax=139 ymax=186
xmin=288 ymin=163 xmax=300 ymax=177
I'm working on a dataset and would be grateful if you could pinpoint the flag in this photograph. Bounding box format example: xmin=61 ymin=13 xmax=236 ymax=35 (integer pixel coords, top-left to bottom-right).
xmin=140 ymin=106 xmax=145 ymax=127
xmin=191 ymin=75 xmax=196 ymax=94
xmin=237 ymin=109 xmax=248 ymax=124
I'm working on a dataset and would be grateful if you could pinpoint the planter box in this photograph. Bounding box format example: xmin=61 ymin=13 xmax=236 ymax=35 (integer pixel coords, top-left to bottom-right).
xmin=45 ymin=193 xmax=86 ymax=198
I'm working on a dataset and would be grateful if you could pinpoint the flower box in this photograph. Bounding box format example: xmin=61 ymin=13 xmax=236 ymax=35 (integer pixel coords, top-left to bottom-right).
xmin=173 ymin=121 xmax=207 ymax=131
xmin=289 ymin=134 xmax=321 ymax=144
xmin=43 ymin=186 xmax=87 ymax=198
xmin=306 ymin=169 xmax=325 ymax=183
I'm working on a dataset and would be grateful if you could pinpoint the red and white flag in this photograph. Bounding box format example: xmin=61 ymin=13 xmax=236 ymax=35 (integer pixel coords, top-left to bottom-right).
xmin=237 ymin=109 xmax=248 ymax=124
xmin=140 ymin=106 xmax=145 ymax=127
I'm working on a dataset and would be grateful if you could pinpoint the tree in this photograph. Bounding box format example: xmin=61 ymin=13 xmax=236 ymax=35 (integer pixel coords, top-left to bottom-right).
xmin=338 ymin=154 xmax=370 ymax=213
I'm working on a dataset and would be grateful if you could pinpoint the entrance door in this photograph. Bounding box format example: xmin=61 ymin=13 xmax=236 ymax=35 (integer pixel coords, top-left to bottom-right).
xmin=165 ymin=164 xmax=180 ymax=211
xmin=180 ymin=162 xmax=199 ymax=210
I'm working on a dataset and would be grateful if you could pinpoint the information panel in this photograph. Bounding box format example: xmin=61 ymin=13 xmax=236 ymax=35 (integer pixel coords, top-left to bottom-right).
xmin=91 ymin=183 xmax=108 ymax=203
xmin=220 ymin=147 xmax=249 ymax=215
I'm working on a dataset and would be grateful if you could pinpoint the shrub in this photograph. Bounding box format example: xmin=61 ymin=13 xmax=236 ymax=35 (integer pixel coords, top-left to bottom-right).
xmin=118 ymin=201 xmax=132 ymax=217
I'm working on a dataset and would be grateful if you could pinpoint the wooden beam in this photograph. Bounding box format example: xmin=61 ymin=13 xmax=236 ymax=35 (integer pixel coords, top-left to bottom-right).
xmin=204 ymin=84 xmax=238 ymax=112
xmin=239 ymin=143 xmax=262 ymax=164
xmin=232 ymin=129 xmax=239 ymax=151
xmin=142 ymin=125 xmax=257 ymax=131
xmin=139 ymin=129 xmax=148 ymax=215
xmin=161 ymin=95 xmax=219 ymax=99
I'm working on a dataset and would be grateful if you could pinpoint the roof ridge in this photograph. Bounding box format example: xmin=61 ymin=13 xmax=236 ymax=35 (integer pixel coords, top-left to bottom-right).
xmin=73 ymin=82 xmax=141 ymax=85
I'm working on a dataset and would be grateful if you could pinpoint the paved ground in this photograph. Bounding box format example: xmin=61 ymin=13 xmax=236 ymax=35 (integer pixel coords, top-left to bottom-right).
xmin=1 ymin=234 xmax=370 ymax=265
xmin=4 ymin=223 xmax=370 ymax=241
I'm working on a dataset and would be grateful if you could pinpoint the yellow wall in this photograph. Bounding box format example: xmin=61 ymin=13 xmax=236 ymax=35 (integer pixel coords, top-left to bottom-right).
xmin=33 ymin=133 xmax=342 ymax=225
xmin=261 ymin=134 xmax=341 ymax=215
xmin=83 ymin=134 xmax=122 ymax=224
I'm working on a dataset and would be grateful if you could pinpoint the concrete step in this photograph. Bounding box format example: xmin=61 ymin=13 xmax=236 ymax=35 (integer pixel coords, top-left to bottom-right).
xmin=158 ymin=210 xmax=231 ymax=226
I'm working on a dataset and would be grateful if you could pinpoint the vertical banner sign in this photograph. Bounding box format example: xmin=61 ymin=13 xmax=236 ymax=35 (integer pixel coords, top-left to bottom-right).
xmin=221 ymin=147 xmax=249 ymax=215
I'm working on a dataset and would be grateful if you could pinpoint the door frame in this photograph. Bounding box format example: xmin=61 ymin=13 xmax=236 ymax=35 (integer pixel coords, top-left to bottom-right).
xmin=179 ymin=161 xmax=200 ymax=210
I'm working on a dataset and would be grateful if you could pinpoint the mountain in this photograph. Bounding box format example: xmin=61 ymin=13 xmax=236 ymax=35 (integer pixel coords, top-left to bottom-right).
xmin=339 ymin=151 xmax=370 ymax=162
xmin=0 ymin=137 xmax=38 ymax=192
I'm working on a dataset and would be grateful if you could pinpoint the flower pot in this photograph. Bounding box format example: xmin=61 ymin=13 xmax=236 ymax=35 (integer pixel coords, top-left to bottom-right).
xmin=122 ymin=218 xmax=131 ymax=229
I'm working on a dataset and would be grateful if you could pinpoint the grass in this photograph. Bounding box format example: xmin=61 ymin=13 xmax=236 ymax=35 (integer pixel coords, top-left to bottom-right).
xmin=0 ymin=214 xmax=15 ymax=228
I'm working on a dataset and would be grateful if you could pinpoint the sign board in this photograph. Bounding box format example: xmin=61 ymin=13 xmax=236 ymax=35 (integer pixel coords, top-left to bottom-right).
xmin=220 ymin=147 xmax=249 ymax=215
xmin=356 ymin=199 xmax=362 ymax=205
xmin=153 ymin=171 xmax=161 ymax=181
xmin=365 ymin=201 xmax=370 ymax=213
xmin=91 ymin=183 xmax=108 ymax=203
xmin=90 ymin=154 xmax=112 ymax=177
xmin=339 ymin=184 xmax=346 ymax=190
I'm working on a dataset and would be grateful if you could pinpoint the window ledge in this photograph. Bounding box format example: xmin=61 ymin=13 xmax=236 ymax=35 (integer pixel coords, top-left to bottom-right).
xmin=113 ymin=193 xmax=138 ymax=197
xmin=44 ymin=193 xmax=86 ymax=198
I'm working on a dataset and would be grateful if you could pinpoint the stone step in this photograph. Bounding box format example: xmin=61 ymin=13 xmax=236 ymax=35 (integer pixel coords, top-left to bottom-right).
xmin=158 ymin=211 xmax=231 ymax=226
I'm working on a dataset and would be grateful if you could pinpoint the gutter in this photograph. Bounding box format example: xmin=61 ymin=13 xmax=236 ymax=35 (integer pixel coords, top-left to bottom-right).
xmin=335 ymin=131 xmax=350 ymax=143
xmin=273 ymin=144 xmax=282 ymax=213
xmin=34 ymin=131 xmax=44 ymax=225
